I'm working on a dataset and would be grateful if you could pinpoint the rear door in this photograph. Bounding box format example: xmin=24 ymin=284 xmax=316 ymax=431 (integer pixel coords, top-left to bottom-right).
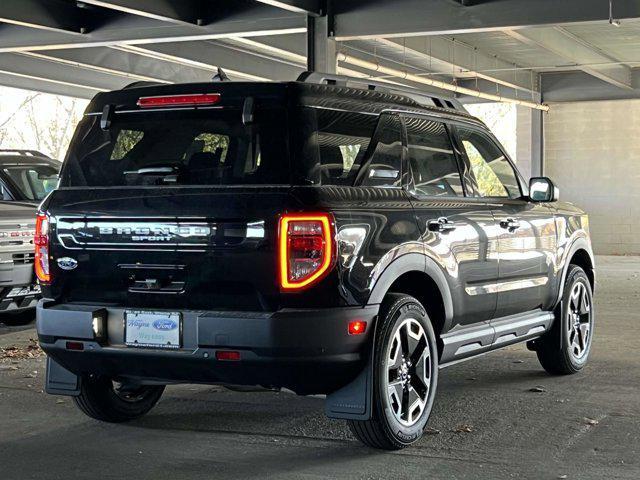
xmin=402 ymin=114 xmax=499 ymax=328
xmin=453 ymin=125 xmax=556 ymax=318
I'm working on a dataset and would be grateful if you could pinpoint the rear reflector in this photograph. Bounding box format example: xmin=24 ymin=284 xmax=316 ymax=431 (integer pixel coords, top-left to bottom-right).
xmin=215 ymin=350 xmax=241 ymax=361
xmin=137 ymin=93 xmax=221 ymax=108
xmin=65 ymin=341 xmax=84 ymax=351
xmin=278 ymin=213 xmax=335 ymax=291
xmin=348 ymin=320 xmax=367 ymax=335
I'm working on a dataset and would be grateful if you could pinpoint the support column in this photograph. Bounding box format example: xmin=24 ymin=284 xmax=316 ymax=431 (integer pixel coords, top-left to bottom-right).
xmin=530 ymin=108 xmax=544 ymax=177
xmin=306 ymin=14 xmax=337 ymax=73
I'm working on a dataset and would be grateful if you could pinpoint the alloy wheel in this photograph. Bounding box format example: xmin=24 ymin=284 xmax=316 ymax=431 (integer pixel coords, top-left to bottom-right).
xmin=567 ymin=281 xmax=592 ymax=359
xmin=385 ymin=318 xmax=432 ymax=427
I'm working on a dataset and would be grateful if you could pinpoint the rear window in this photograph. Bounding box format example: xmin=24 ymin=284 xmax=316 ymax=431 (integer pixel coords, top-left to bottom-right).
xmin=61 ymin=108 xmax=288 ymax=187
xmin=1 ymin=162 xmax=59 ymax=201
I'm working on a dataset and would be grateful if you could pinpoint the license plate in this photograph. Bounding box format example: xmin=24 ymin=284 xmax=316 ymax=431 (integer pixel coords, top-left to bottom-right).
xmin=125 ymin=311 xmax=181 ymax=349
xmin=6 ymin=285 xmax=41 ymax=298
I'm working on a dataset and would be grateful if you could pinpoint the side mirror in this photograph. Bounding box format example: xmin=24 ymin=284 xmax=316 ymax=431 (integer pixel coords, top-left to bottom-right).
xmin=529 ymin=177 xmax=558 ymax=202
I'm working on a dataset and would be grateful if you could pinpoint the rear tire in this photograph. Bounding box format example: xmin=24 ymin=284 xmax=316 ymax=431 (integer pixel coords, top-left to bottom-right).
xmin=536 ymin=265 xmax=594 ymax=375
xmin=73 ymin=375 xmax=165 ymax=423
xmin=348 ymin=294 xmax=438 ymax=450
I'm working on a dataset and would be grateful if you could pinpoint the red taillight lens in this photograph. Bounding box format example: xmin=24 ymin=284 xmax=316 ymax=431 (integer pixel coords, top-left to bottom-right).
xmin=137 ymin=93 xmax=221 ymax=108
xmin=34 ymin=213 xmax=50 ymax=283
xmin=279 ymin=213 xmax=334 ymax=291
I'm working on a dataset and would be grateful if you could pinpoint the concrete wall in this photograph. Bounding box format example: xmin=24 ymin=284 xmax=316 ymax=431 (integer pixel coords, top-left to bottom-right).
xmin=544 ymin=99 xmax=640 ymax=255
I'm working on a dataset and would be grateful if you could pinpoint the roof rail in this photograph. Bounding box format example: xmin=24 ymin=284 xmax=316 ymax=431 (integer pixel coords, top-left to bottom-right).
xmin=296 ymin=71 xmax=466 ymax=112
xmin=0 ymin=149 xmax=51 ymax=158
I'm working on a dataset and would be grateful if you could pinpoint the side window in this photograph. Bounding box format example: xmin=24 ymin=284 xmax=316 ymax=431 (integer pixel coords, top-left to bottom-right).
xmin=457 ymin=127 xmax=521 ymax=198
xmin=296 ymin=108 xmax=376 ymax=186
xmin=404 ymin=117 xmax=463 ymax=197
xmin=360 ymin=114 xmax=403 ymax=188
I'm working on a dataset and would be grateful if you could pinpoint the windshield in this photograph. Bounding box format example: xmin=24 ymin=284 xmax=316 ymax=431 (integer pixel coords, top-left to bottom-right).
xmin=61 ymin=108 xmax=289 ymax=187
xmin=1 ymin=162 xmax=59 ymax=201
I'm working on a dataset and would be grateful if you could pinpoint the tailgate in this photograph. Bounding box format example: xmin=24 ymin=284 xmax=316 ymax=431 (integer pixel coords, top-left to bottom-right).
xmin=45 ymin=187 xmax=298 ymax=311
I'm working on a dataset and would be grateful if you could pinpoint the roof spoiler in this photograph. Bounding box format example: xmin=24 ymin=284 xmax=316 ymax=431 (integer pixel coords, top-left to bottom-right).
xmin=296 ymin=71 xmax=466 ymax=112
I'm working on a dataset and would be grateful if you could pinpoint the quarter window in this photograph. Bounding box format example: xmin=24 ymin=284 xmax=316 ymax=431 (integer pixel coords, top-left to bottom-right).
xmin=360 ymin=114 xmax=403 ymax=188
xmin=404 ymin=117 xmax=463 ymax=197
xmin=457 ymin=127 xmax=521 ymax=198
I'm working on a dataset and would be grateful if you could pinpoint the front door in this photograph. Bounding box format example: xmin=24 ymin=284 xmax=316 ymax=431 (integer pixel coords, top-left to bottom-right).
xmin=454 ymin=125 xmax=556 ymax=319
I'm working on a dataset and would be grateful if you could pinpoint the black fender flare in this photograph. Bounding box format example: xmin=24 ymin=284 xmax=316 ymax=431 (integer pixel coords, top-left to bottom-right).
xmin=367 ymin=252 xmax=454 ymax=323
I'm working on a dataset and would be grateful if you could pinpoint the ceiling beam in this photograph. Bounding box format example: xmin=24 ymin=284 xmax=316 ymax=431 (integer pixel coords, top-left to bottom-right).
xmin=17 ymin=51 xmax=170 ymax=84
xmin=122 ymin=41 xmax=305 ymax=81
xmin=111 ymin=45 xmax=267 ymax=81
xmin=77 ymin=0 xmax=202 ymax=26
xmin=0 ymin=72 xmax=97 ymax=99
xmin=503 ymin=27 xmax=632 ymax=89
xmin=356 ymin=37 xmax=538 ymax=93
xmin=0 ymin=9 xmax=306 ymax=53
xmin=0 ymin=0 xmax=91 ymax=34
xmin=542 ymin=70 xmax=640 ymax=103
xmin=254 ymin=0 xmax=323 ymax=16
xmin=333 ymin=0 xmax=640 ymax=39
xmin=0 ymin=53 xmax=124 ymax=91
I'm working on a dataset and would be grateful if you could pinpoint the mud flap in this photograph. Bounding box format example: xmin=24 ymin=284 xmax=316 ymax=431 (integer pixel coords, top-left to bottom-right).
xmin=324 ymin=361 xmax=373 ymax=420
xmin=45 ymin=357 xmax=81 ymax=396
xmin=325 ymin=318 xmax=377 ymax=420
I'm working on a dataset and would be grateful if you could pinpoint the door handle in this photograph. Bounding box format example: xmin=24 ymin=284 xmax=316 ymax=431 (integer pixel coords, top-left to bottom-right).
xmin=428 ymin=217 xmax=457 ymax=233
xmin=500 ymin=218 xmax=521 ymax=231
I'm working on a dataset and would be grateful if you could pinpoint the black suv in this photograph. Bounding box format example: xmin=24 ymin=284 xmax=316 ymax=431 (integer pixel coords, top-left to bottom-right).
xmin=36 ymin=73 xmax=595 ymax=450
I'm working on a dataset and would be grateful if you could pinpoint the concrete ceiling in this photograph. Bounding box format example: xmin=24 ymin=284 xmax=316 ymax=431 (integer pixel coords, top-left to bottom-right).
xmin=0 ymin=0 xmax=638 ymax=103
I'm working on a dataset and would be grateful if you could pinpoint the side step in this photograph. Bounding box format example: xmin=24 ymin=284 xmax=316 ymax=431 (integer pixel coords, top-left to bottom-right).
xmin=439 ymin=310 xmax=554 ymax=368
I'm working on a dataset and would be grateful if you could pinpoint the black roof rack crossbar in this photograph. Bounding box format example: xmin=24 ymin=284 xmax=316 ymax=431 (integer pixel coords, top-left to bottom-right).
xmin=296 ymin=71 xmax=465 ymax=112
xmin=0 ymin=149 xmax=50 ymax=158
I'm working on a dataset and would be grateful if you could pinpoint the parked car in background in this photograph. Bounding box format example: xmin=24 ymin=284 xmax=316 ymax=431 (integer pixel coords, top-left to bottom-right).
xmin=36 ymin=74 xmax=594 ymax=449
xmin=0 ymin=149 xmax=60 ymax=324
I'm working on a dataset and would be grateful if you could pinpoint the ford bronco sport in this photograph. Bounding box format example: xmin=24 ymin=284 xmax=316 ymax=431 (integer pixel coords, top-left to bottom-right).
xmin=36 ymin=73 xmax=595 ymax=450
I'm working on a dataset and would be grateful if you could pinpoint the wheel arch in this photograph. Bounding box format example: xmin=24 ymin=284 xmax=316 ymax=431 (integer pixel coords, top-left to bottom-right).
xmin=556 ymin=238 xmax=595 ymax=306
xmin=367 ymin=253 xmax=453 ymax=338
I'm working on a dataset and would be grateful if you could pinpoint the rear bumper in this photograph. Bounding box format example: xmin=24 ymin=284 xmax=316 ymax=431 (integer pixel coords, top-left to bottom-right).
xmin=0 ymin=261 xmax=39 ymax=312
xmin=37 ymin=301 xmax=378 ymax=395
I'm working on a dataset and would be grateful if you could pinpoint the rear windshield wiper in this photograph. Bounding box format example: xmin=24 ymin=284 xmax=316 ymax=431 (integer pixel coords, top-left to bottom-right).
xmin=123 ymin=166 xmax=179 ymax=184
xmin=123 ymin=167 xmax=176 ymax=175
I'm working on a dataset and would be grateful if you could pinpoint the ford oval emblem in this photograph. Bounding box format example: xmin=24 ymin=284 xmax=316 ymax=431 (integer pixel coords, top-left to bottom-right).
xmin=152 ymin=319 xmax=178 ymax=331
xmin=57 ymin=257 xmax=78 ymax=270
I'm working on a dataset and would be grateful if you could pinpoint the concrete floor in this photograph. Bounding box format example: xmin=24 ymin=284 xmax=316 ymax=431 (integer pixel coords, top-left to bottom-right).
xmin=1 ymin=256 xmax=638 ymax=479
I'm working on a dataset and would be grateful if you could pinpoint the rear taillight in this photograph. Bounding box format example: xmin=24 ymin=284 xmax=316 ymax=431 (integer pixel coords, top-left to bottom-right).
xmin=34 ymin=213 xmax=50 ymax=283
xmin=278 ymin=213 xmax=335 ymax=291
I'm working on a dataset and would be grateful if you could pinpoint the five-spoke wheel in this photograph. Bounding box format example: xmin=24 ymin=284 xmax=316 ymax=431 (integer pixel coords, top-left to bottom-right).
xmin=386 ymin=318 xmax=431 ymax=427
xmin=349 ymin=294 xmax=438 ymax=450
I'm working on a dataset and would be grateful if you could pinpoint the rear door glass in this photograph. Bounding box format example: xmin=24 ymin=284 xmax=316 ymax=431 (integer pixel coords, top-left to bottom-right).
xmin=404 ymin=116 xmax=464 ymax=197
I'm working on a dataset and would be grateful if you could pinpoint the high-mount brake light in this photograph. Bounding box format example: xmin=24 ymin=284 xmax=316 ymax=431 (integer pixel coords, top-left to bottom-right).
xmin=278 ymin=213 xmax=335 ymax=291
xmin=137 ymin=93 xmax=221 ymax=108
xmin=34 ymin=213 xmax=50 ymax=283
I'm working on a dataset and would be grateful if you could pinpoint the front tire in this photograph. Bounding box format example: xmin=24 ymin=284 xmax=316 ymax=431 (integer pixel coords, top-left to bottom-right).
xmin=536 ymin=265 xmax=594 ymax=375
xmin=73 ymin=375 xmax=165 ymax=423
xmin=349 ymin=294 xmax=438 ymax=450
